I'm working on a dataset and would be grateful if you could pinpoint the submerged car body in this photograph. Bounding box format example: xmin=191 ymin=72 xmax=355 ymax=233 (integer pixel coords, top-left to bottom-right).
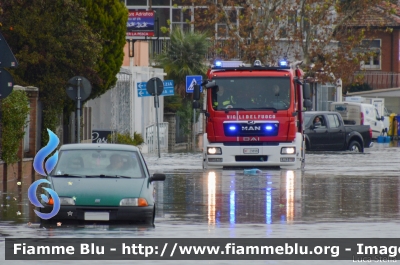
xmin=39 ymin=143 xmax=165 ymax=226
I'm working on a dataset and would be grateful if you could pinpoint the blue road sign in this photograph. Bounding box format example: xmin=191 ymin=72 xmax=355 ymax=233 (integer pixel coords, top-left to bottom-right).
xmin=162 ymin=80 xmax=174 ymax=96
xmin=186 ymin=75 xmax=202 ymax=93
xmin=137 ymin=80 xmax=174 ymax=97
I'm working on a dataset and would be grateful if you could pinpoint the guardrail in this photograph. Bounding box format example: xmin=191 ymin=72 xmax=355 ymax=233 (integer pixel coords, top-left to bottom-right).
xmin=145 ymin=122 xmax=169 ymax=153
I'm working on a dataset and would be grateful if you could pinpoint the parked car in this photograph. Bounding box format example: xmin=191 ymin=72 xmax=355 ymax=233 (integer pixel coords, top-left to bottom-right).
xmin=329 ymin=102 xmax=385 ymax=139
xmin=304 ymin=111 xmax=373 ymax=152
xmin=39 ymin=143 xmax=165 ymax=226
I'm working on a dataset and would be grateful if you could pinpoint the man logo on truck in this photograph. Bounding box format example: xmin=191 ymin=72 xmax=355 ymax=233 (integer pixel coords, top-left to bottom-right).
xmin=241 ymin=126 xmax=261 ymax=131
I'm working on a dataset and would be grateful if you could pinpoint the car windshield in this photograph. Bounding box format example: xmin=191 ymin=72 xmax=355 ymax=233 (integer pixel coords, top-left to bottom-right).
xmin=211 ymin=77 xmax=291 ymax=111
xmin=50 ymin=149 xmax=144 ymax=178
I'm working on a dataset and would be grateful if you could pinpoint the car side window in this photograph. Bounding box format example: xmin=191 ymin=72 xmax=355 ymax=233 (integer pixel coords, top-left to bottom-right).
xmin=375 ymin=108 xmax=380 ymax=120
xmin=327 ymin=114 xmax=340 ymax=128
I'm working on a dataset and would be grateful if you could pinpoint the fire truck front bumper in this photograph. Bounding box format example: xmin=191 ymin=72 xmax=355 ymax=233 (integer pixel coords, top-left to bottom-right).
xmin=204 ymin=143 xmax=302 ymax=169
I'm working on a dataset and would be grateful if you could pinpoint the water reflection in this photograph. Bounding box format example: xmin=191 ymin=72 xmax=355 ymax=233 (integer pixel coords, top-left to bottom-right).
xmin=155 ymin=169 xmax=400 ymax=225
xmin=2 ymin=166 xmax=400 ymax=226
xmin=0 ymin=174 xmax=38 ymax=225
xmin=207 ymin=171 xmax=216 ymax=225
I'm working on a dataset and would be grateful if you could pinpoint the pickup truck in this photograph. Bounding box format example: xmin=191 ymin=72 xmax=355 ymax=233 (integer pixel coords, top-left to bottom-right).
xmin=304 ymin=111 xmax=373 ymax=152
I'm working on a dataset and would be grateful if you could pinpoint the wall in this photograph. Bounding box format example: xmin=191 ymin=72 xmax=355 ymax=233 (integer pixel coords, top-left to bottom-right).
xmin=85 ymin=42 xmax=166 ymax=150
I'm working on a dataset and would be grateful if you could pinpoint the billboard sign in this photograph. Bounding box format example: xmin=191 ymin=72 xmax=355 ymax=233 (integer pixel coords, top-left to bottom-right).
xmin=127 ymin=10 xmax=155 ymax=37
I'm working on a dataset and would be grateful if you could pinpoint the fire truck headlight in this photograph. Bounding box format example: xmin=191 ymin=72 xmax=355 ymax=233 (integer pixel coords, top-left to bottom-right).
xmin=281 ymin=147 xmax=295 ymax=154
xmin=207 ymin=147 xmax=222 ymax=155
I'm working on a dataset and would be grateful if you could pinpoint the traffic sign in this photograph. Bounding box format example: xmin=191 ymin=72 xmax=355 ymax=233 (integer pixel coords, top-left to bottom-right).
xmin=0 ymin=69 xmax=14 ymax=99
xmin=186 ymin=75 xmax=202 ymax=93
xmin=66 ymin=76 xmax=92 ymax=101
xmin=146 ymin=77 xmax=164 ymax=96
xmin=137 ymin=80 xmax=174 ymax=97
xmin=0 ymin=32 xmax=19 ymax=68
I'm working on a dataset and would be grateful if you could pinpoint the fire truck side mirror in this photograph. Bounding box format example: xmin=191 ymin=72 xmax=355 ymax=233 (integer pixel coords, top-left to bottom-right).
xmin=303 ymin=83 xmax=311 ymax=99
xmin=193 ymin=84 xmax=201 ymax=100
xmin=303 ymin=99 xmax=312 ymax=109
xmin=205 ymin=81 xmax=216 ymax=88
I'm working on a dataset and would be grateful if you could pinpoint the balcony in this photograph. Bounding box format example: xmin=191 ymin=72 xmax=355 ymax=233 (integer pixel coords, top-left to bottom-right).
xmin=353 ymin=71 xmax=400 ymax=89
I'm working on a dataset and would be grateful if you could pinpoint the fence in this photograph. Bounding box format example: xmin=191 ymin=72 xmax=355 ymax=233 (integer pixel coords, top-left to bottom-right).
xmin=111 ymin=69 xmax=132 ymax=135
xmin=354 ymin=72 xmax=400 ymax=89
xmin=148 ymin=39 xmax=243 ymax=62
xmin=145 ymin=122 xmax=169 ymax=153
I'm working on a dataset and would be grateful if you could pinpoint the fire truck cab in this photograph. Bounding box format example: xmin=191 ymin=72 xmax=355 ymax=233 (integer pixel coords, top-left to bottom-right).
xmin=193 ymin=60 xmax=311 ymax=169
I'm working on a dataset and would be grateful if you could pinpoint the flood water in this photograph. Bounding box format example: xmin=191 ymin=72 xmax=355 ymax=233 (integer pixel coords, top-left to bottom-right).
xmin=1 ymin=141 xmax=400 ymax=264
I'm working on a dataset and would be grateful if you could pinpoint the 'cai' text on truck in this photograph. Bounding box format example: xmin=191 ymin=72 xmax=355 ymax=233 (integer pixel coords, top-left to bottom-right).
xmin=193 ymin=59 xmax=312 ymax=169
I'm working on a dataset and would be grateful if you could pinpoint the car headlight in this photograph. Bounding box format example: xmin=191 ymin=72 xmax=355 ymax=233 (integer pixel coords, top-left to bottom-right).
xmin=59 ymin=197 xmax=75 ymax=206
xmin=119 ymin=198 xmax=148 ymax=207
xmin=207 ymin=147 xmax=222 ymax=155
xmin=281 ymin=147 xmax=295 ymax=154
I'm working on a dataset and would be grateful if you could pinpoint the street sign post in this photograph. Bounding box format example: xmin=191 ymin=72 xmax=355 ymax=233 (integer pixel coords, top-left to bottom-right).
xmin=146 ymin=78 xmax=165 ymax=158
xmin=186 ymin=75 xmax=202 ymax=150
xmin=66 ymin=76 xmax=92 ymax=143
xmin=186 ymin=75 xmax=202 ymax=93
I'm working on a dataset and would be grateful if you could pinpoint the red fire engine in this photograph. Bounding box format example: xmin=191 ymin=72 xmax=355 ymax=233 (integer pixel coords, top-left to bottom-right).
xmin=193 ymin=59 xmax=311 ymax=169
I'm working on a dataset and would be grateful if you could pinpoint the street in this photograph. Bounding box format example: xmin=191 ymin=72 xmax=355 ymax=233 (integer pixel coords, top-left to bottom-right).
xmin=0 ymin=141 xmax=400 ymax=264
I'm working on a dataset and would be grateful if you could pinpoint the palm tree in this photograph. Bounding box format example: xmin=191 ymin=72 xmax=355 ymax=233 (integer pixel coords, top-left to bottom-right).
xmin=155 ymin=27 xmax=211 ymax=97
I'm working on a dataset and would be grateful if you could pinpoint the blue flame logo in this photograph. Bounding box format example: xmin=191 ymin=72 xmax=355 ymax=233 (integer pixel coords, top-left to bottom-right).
xmin=28 ymin=129 xmax=60 ymax=220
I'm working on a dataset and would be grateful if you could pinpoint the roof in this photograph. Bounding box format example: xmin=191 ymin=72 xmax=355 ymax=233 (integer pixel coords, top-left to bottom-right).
xmin=345 ymin=3 xmax=400 ymax=28
xmin=347 ymin=87 xmax=400 ymax=97
xmin=59 ymin=143 xmax=140 ymax=152
xmin=304 ymin=111 xmax=333 ymax=115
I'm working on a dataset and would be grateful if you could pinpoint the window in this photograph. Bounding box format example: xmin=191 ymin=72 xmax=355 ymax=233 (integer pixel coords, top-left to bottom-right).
xmin=360 ymin=39 xmax=381 ymax=70
xmin=217 ymin=8 xmax=237 ymax=38
xmin=126 ymin=0 xmax=147 ymax=6
xmin=172 ymin=8 xmax=191 ymax=32
xmin=374 ymin=108 xmax=381 ymax=120
xmin=280 ymin=14 xmax=296 ymax=38
xmin=327 ymin=114 xmax=340 ymax=128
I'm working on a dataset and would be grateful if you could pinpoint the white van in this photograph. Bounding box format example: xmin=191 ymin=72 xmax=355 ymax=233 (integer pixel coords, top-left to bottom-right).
xmin=329 ymin=102 xmax=385 ymax=139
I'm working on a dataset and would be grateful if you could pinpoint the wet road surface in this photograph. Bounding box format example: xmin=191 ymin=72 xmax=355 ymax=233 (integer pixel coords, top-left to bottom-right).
xmin=1 ymin=141 xmax=400 ymax=264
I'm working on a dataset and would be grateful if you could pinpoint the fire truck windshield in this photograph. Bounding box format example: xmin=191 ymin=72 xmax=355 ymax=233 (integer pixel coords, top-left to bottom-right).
xmin=211 ymin=77 xmax=291 ymax=111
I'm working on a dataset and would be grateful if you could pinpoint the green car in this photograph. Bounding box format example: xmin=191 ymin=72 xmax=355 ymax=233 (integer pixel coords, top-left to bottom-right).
xmin=40 ymin=143 xmax=165 ymax=226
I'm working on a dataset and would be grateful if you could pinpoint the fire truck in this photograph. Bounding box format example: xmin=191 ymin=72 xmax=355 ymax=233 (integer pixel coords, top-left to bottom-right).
xmin=193 ymin=59 xmax=311 ymax=169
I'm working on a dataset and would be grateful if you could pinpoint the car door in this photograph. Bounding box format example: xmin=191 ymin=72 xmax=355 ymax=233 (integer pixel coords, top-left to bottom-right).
xmin=305 ymin=115 xmax=329 ymax=150
xmin=326 ymin=114 xmax=345 ymax=150
xmin=364 ymin=106 xmax=380 ymax=138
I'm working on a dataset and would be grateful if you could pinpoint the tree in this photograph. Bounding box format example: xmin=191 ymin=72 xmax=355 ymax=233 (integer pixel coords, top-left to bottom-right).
xmin=76 ymin=0 xmax=128 ymax=99
xmin=192 ymin=0 xmax=392 ymax=86
xmin=154 ymin=27 xmax=210 ymax=147
xmin=1 ymin=90 xmax=30 ymax=164
xmin=155 ymin=27 xmax=211 ymax=97
xmin=0 ymin=0 xmax=128 ymax=145
xmin=0 ymin=0 xmax=102 ymax=144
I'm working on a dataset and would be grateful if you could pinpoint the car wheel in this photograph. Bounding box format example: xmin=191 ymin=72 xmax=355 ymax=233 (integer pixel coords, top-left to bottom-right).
xmin=305 ymin=140 xmax=310 ymax=151
xmin=348 ymin=141 xmax=361 ymax=152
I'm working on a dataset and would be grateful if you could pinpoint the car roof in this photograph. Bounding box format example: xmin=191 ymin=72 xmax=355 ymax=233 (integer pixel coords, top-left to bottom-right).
xmin=59 ymin=143 xmax=140 ymax=152
xmin=304 ymin=111 xmax=334 ymax=115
